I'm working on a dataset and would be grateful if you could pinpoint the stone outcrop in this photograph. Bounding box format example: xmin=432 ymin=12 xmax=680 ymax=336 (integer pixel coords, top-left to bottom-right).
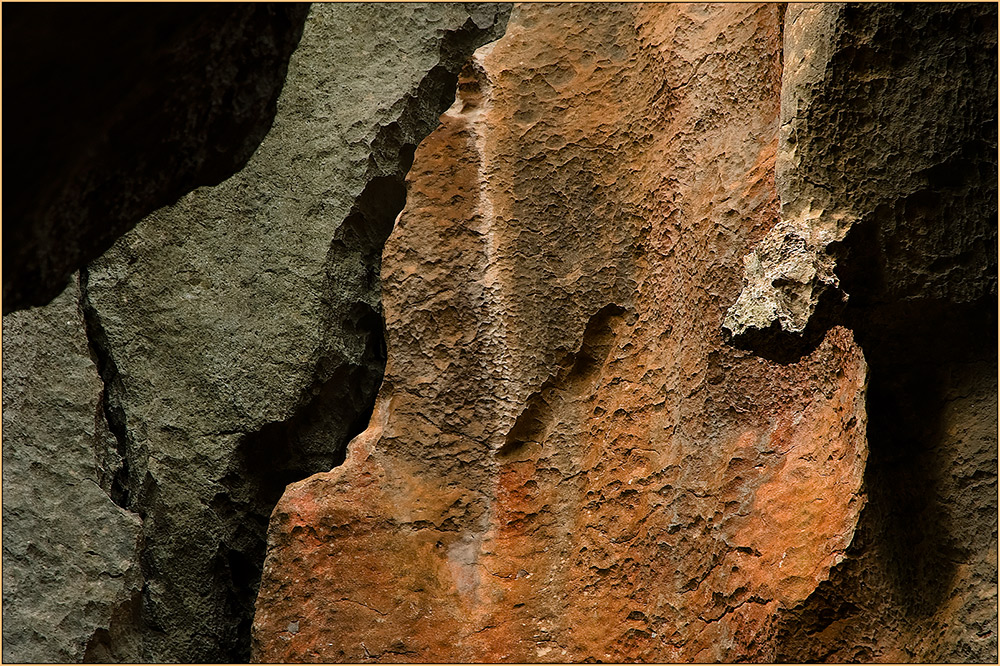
xmin=724 ymin=3 xmax=997 ymax=345
xmin=3 ymin=3 xmax=995 ymax=664
xmin=252 ymin=5 xmax=873 ymax=662
xmin=4 ymin=4 xmax=510 ymax=662
xmin=3 ymin=3 xmax=309 ymax=313
xmin=754 ymin=4 xmax=998 ymax=662
xmin=2 ymin=278 xmax=143 ymax=663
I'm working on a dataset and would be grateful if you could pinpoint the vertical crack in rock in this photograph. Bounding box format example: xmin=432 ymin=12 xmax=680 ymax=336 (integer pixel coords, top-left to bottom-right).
xmin=2 ymin=277 xmax=144 ymax=663
xmin=79 ymin=269 xmax=133 ymax=512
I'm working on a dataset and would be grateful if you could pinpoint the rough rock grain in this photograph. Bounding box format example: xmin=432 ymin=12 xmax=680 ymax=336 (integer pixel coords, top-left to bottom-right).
xmin=252 ymin=5 xmax=870 ymax=662
xmin=79 ymin=4 xmax=510 ymax=662
xmin=728 ymin=4 xmax=997 ymax=661
xmin=725 ymin=3 xmax=997 ymax=341
xmin=3 ymin=4 xmax=309 ymax=314
xmin=2 ymin=278 xmax=143 ymax=663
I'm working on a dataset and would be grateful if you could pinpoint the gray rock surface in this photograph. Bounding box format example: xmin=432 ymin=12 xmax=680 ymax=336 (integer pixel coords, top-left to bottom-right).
xmin=3 ymin=4 xmax=310 ymax=314
xmin=2 ymin=277 xmax=143 ymax=663
xmin=81 ymin=4 xmax=510 ymax=661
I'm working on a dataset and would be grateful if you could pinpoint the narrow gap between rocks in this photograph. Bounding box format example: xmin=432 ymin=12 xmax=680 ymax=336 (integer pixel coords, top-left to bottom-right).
xmin=215 ymin=36 xmax=498 ymax=660
xmin=70 ymin=14 xmax=512 ymax=661
xmin=78 ymin=269 xmax=134 ymax=514
xmin=218 ymin=171 xmax=409 ymax=663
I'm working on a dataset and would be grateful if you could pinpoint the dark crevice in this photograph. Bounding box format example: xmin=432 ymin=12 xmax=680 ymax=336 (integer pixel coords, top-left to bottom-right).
xmin=65 ymin=11 xmax=513 ymax=662
xmin=206 ymin=20 xmax=514 ymax=660
xmin=213 ymin=161 xmax=407 ymax=665
xmin=78 ymin=269 xmax=134 ymax=513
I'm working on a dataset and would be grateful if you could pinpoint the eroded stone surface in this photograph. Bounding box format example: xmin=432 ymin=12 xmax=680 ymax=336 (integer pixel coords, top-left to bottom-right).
xmin=725 ymin=3 xmax=997 ymax=341
xmin=774 ymin=346 xmax=998 ymax=662
xmin=252 ymin=5 xmax=870 ymax=662
xmin=2 ymin=277 xmax=143 ymax=663
xmin=724 ymin=4 xmax=998 ymax=661
xmin=80 ymin=4 xmax=510 ymax=661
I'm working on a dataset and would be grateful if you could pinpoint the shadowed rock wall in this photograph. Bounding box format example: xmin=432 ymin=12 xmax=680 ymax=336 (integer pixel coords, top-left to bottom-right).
xmin=2 ymin=3 xmax=310 ymax=314
xmin=3 ymin=4 xmax=510 ymax=662
xmin=755 ymin=5 xmax=998 ymax=661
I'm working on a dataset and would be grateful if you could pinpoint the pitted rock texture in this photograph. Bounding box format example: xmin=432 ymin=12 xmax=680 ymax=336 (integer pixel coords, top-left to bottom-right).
xmin=252 ymin=5 xmax=872 ymax=662
xmin=725 ymin=3 xmax=997 ymax=342
xmin=2 ymin=277 xmax=143 ymax=663
xmin=773 ymin=342 xmax=998 ymax=662
xmin=726 ymin=4 xmax=997 ymax=662
xmin=76 ymin=4 xmax=510 ymax=662
xmin=3 ymin=4 xmax=309 ymax=314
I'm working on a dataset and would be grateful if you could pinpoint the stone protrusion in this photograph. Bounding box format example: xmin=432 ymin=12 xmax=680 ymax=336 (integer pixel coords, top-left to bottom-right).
xmin=725 ymin=2 xmax=997 ymax=343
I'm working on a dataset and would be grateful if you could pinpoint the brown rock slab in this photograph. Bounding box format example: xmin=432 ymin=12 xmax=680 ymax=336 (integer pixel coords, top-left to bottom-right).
xmin=252 ymin=5 xmax=869 ymax=662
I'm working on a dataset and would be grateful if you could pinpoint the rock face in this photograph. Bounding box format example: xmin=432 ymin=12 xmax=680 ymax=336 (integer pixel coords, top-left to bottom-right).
xmin=77 ymin=4 xmax=510 ymax=662
xmin=724 ymin=3 xmax=997 ymax=344
xmin=756 ymin=4 xmax=998 ymax=662
xmin=2 ymin=3 xmax=309 ymax=313
xmin=254 ymin=2 xmax=996 ymax=662
xmin=252 ymin=5 xmax=873 ymax=662
xmin=4 ymin=3 xmax=995 ymax=664
xmin=3 ymin=4 xmax=510 ymax=663
xmin=2 ymin=278 xmax=143 ymax=663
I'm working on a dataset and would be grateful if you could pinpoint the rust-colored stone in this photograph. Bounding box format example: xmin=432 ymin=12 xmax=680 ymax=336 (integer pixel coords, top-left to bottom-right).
xmin=252 ymin=4 xmax=869 ymax=662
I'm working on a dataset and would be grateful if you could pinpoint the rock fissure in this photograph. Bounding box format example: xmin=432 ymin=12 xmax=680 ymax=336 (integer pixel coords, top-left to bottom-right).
xmin=78 ymin=269 xmax=134 ymax=513
xmin=5 ymin=5 xmax=513 ymax=663
xmin=333 ymin=598 xmax=389 ymax=617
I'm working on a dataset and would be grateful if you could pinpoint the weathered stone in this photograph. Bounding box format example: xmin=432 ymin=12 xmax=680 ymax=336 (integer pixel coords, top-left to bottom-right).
xmin=2 ymin=277 xmax=143 ymax=663
xmin=725 ymin=3 xmax=997 ymax=341
xmin=5 ymin=2 xmax=994 ymax=663
xmin=252 ymin=5 xmax=870 ymax=662
xmin=774 ymin=343 xmax=998 ymax=662
xmin=81 ymin=4 xmax=510 ymax=662
xmin=723 ymin=4 xmax=997 ymax=661
xmin=2 ymin=4 xmax=309 ymax=314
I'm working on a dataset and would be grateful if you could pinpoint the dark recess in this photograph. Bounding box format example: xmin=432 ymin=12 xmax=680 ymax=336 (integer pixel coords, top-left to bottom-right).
xmin=2 ymin=3 xmax=310 ymax=313
xmin=189 ymin=173 xmax=407 ymax=662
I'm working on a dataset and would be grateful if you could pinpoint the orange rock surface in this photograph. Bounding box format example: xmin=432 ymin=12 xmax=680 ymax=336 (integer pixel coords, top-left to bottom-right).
xmin=251 ymin=4 xmax=869 ymax=661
